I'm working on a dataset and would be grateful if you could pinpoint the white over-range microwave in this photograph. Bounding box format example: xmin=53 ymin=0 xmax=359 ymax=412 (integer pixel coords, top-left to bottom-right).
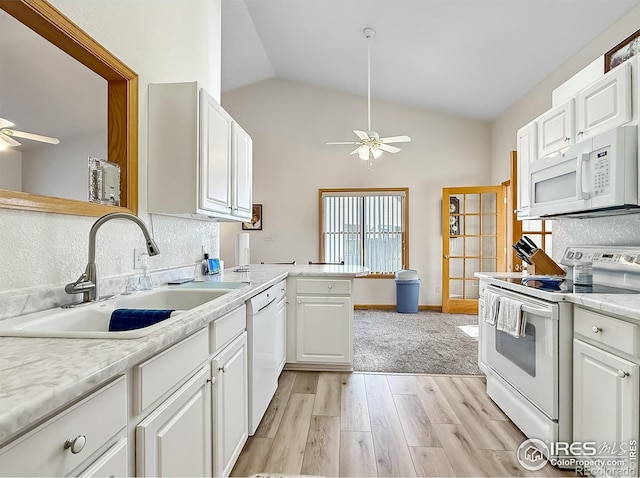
xmin=528 ymin=125 xmax=638 ymax=218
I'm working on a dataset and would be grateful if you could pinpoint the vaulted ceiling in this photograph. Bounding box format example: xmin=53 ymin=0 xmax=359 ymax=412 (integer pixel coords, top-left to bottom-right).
xmin=222 ymin=0 xmax=640 ymax=121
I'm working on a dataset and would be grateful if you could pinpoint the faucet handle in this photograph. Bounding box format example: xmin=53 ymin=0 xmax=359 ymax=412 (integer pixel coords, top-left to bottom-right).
xmin=65 ymin=273 xmax=96 ymax=294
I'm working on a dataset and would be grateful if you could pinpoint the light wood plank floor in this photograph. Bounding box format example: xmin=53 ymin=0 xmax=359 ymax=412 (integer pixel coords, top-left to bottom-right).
xmin=231 ymin=372 xmax=575 ymax=477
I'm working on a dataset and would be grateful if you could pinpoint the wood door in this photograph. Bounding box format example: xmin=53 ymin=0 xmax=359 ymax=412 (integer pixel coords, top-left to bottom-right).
xmin=442 ymin=186 xmax=506 ymax=314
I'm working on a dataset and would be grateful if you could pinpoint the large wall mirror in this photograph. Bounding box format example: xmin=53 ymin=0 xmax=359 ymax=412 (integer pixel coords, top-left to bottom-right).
xmin=0 ymin=0 xmax=138 ymax=217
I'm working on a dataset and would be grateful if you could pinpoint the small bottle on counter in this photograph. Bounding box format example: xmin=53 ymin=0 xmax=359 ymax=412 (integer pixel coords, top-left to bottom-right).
xmin=201 ymin=253 xmax=210 ymax=275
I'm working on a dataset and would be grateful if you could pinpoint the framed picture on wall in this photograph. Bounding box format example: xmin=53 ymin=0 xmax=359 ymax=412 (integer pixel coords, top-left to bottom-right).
xmin=242 ymin=204 xmax=262 ymax=230
xmin=449 ymin=197 xmax=460 ymax=236
xmin=605 ymin=28 xmax=640 ymax=72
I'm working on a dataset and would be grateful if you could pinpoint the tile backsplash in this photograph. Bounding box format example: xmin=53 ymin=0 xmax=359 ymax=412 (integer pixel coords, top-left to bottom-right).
xmin=552 ymin=213 xmax=640 ymax=259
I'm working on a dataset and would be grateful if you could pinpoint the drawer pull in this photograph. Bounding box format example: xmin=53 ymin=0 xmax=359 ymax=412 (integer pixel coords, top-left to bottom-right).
xmin=618 ymin=370 xmax=629 ymax=379
xmin=591 ymin=326 xmax=602 ymax=333
xmin=64 ymin=435 xmax=86 ymax=454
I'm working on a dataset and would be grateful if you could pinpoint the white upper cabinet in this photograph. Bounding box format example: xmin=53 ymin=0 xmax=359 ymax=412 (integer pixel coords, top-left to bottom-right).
xmin=536 ymin=98 xmax=575 ymax=158
xmin=148 ymin=82 xmax=252 ymax=221
xmin=516 ymin=121 xmax=536 ymax=218
xmin=576 ymin=61 xmax=632 ymax=141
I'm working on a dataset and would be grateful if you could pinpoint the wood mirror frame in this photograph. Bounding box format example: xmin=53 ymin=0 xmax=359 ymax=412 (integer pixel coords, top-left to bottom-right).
xmin=0 ymin=0 xmax=138 ymax=217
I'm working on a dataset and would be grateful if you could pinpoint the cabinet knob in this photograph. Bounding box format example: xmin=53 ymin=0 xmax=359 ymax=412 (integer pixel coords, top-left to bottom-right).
xmin=618 ymin=370 xmax=629 ymax=378
xmin=328 ymin=284 xmax=333 ymax=289
xmin=64 ymin=435 xmax=87 ymax=454
xmin=219 ymin=365 xmax=227 ymax=373
xmin=564 ymin=137 xmax=570 ymax=142
xmin=297 ymin=300 xmax=301 ymax=305
xmin=592 ymin=326 xmax=602 ymax=333
xmin=577 ymin=131 xmax=584 ymax=136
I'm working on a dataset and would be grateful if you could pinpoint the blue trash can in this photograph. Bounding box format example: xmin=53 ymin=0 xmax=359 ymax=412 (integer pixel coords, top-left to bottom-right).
xmin=395 ymin=269 xmax=420 ymax=313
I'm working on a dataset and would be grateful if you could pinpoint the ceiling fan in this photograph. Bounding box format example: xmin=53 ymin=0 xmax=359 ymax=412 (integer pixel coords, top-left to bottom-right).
xmin=0 ymin=117 xmax=60 ymax=149
xmin=327 ymin=27 xmax=411 ymax=166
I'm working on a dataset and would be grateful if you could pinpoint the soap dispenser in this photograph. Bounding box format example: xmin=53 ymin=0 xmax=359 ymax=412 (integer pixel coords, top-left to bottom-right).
xmin=201 ymin=253 xmax=210 ymax=276
xmin=138 ymin=253 xmax=153 ymax=291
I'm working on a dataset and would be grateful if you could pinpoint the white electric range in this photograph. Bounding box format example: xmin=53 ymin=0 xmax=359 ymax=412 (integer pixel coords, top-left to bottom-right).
xmin=477 ymin=245 xmax=640 ymax=460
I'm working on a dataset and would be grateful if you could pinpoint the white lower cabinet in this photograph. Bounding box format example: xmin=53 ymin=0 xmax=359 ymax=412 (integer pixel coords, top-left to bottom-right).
xmin=276 ymin=279 xmax=287 ymax=373
xmin=0 ymin=376 xmax=127 ymax=477
xmin=211 ymin=332 xmax=248 ymax=478
xmin=136 ymin=365 xmax=212 ymax=478
xmin=296 ymin=295 xmax=352 ymax=364
xmin=77 ymin=438 xmax=127 ymax=477
xmin=573 ymin=306 xmax=640 ymax=477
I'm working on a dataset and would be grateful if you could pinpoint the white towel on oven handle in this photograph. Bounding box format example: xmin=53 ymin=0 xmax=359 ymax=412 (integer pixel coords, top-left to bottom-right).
xmin=496 ymin=296 xmax=525 ymax=337
xmin=482 ymin=290 xmax=500 ymax=326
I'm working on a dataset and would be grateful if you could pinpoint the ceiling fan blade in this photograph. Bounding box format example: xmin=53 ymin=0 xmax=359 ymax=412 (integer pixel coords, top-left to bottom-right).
xmin=350 ymin=147 xmax=362 ymax=155
xmin=0 ymin=132 xmax=21 ymax=147
xmin=327 ymin=141 xmax=361 ymax=145
xmin=354 ymin=130 xmax=370 ymax=140
xmin=0 ymin=117 xmax=15 ymax=129
xmin=380 ymin=135 xmax=411 ymax=144
xmin=379 ymin=144 xmax=401 ymax=153
xmin=3 ymin=129 xmax=60 ymax=145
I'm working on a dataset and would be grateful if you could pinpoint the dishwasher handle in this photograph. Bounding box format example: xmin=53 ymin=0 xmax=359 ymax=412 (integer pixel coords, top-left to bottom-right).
xmin=256 ymin=296 xmax=277 ymax=313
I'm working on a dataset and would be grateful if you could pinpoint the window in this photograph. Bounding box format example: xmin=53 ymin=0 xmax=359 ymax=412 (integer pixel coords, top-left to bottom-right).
xmin=521 ymin=219 xmax=553 ymax=255
xmin=319 ymin=188 xmax=408 ymax=276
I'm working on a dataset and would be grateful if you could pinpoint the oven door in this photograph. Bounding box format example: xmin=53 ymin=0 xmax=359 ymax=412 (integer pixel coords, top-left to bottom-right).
xmin=482 ymin=285 xmax=559 ymax=419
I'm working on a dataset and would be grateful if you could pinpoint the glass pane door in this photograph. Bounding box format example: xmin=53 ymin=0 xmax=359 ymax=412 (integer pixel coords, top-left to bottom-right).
xmin=442 ymin=186 xmax=506 ymax=314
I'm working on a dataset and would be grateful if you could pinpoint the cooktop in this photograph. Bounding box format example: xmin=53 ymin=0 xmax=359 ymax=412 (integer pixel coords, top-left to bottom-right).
xmin=500 ymin=277 xmax=639 ymax=294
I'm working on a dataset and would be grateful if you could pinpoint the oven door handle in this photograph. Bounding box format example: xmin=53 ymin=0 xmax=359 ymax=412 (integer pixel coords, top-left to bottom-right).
xmin=521 ymin=304 xmax=553 ymax=318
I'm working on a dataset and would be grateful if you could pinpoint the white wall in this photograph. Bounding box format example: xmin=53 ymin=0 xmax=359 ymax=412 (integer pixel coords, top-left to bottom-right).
xmin=220 ymin=78 xmax=491 ymax=306
xmin=21 ymin=131 xmax=106 ymax=201
xmin=0 ymin=149 xmax=22 ymax=191
xmin=0 ymin=0 xmax=221 ymax=295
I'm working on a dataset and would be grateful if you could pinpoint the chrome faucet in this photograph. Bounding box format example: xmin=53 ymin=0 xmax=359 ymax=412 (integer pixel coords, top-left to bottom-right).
xmin=64 ymin=212 xmax=160 ymax=305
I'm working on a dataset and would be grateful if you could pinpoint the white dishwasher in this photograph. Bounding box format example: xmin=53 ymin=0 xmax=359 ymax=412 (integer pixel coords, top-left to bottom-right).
xmin=246 ymin=285 xmax=279 ymax=435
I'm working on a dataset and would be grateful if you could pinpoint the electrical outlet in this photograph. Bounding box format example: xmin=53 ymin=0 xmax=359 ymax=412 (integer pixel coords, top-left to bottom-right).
xmin=435 ymin=284 xmax=441 ymax=293
xmin=134 ymin=247 xmax=145 ymax=269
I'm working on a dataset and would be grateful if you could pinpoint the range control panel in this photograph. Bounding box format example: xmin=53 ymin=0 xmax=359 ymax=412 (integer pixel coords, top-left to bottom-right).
xmin=561 ymin=245 xmax=640 ymax=270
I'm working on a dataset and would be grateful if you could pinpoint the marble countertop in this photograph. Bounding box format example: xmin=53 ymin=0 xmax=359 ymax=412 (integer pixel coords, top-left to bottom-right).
xmin=476 ymin=272 xmax=640 ymax=321
xmin=0 ymin=264 xmax=368 ymax=445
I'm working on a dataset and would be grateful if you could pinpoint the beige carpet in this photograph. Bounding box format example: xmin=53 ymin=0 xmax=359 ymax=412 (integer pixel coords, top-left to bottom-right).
xmin=353 ymin=309 xmax=481 ymax=375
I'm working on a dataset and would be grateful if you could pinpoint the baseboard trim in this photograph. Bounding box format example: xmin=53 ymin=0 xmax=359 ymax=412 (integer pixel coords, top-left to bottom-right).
xmin=284 ymin=363 xmax=353 ymax=372
xmin=354 ymin=304 xmax=442 ymax=312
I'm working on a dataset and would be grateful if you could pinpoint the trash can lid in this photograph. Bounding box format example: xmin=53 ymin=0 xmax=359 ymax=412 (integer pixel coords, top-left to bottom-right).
xmin=395 ymin=269 xmax=419 ymax=281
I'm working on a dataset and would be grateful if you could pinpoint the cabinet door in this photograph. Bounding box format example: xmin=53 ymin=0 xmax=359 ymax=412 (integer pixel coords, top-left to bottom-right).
xmin=276 ymin=297 xmax=287 ymax=373
xmin=576 ymin=62 xmax=631 ymax=141
xmin=573 ymin=339 xmax=639 ymax=474
xmin=136 ymin=365 xmax=212 ymax=478
xmin=296 ymin=296 xmax=352 ymax=363
xmin=516 ymin=121 xmax=536 ymax=217
xmin=232 ymin=122 xmax=253 ymax=220
xmin=199 ymin=89 xmax=232 ymax=215
xmin=537 ymin=99 xmax=575 ymax=157
xmin=212 ymin=333 xmax=248 ymax=478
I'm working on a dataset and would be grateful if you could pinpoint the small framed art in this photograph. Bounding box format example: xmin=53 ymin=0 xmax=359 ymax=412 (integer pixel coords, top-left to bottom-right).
xmin=242 ymin=204 xmax=262 ymax=230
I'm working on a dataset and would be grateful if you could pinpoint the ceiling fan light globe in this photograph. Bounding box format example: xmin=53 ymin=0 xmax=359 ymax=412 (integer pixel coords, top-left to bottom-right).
xmin=358 ymin=146 xmax=369 ymax=161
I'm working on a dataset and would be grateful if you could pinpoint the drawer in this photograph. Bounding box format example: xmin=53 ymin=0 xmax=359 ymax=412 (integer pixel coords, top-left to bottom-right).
xmin=133 ymin=328 xmax=208 ymax=413
xmin=210 ymin=305 xmax=246 ymax=355
xmin=0 ymin=376 xmax=126 ymax=477
xmin=296 ymin=278 xmax=351 ymax=295
xmin=575 ymin=307 xmax=640 ymax=357
xmin=276 ymin=279 xmax=287 ymax=301
xmin=77 ymin=438 xmax=127 ymax=477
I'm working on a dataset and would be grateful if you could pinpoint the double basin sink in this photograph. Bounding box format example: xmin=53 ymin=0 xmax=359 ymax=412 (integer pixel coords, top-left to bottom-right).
xmin=0 ymin=284 xmax=245 ymax=339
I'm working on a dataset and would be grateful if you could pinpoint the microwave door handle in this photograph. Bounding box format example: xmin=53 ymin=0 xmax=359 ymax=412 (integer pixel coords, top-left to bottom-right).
xmin=576 ymin=153 xmax=590 ymax=200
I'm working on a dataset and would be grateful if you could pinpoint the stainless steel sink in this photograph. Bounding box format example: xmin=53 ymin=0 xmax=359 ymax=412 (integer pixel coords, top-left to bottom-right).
xmin=0 ymin=287 xmax=237 ymax=339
